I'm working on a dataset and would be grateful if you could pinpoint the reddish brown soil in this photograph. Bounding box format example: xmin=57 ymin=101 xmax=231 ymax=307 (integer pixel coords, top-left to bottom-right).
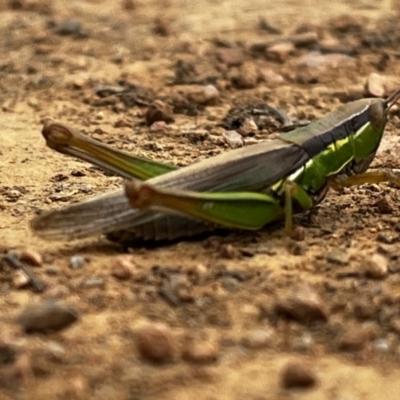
xmin=1 ymin=1 xmax=400 ymax=399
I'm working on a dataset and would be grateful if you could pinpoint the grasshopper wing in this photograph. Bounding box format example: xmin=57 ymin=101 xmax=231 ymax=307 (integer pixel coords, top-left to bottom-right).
xmin=31 ymin=139 xmax=308 ymax=241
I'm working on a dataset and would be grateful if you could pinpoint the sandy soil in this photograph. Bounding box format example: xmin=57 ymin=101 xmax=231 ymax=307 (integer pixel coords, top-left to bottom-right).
xmin=1 ymin=0 xmax=400 ymax=399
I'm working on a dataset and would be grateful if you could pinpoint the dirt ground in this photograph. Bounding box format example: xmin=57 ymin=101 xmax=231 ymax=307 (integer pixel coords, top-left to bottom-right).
xmin=3 ymin=0 xmax=400 ymax=399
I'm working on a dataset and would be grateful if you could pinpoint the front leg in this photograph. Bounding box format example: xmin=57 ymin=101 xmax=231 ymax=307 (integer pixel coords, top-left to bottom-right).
xmin=284 ymin=181 xmax=314 ymax=235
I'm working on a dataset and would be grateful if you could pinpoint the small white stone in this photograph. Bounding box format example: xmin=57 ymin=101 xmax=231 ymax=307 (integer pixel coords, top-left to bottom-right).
xmin=12 ymin=270 xmax=30 ymax=289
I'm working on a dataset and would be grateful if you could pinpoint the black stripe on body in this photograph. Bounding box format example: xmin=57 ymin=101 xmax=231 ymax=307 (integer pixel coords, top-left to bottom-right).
xmin=281 ymin=101 xmax=371 ymax=158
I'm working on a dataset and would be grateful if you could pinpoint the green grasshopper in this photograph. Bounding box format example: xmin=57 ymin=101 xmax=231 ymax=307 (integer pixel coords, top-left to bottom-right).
xmin=31 ymin=88 xmax=400 ymax=243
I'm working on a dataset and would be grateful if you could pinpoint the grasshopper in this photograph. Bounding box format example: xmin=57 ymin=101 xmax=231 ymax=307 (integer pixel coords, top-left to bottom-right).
xmin=31 ymin=88 xmax=400 ymax=243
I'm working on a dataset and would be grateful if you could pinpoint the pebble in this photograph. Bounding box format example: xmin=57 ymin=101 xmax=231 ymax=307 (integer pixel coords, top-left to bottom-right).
xmin=290 ymin=242 xmax=306 ymax=256
xmin=222 ymin=268 xmax=252 ymax=282
xmin=241 ymin=328 xmax=274 ymax=350
xmin=169 ymin=274 xmax=194 ymax=302
xmin=373 ymin=338 xmax=390 ymax=352
xmin=149 ymin=121 xmax=168 ymax=134
xmin=280 ymin=360 xmax=317 ymax=389
xmin=376 ymin=196 xmax=394 ymax=214
xmin=182 ymin=339 xmax=219 ymax=364
xmin=366 ymin=73 xmax=400 ymax=98
xmin=95 ymin=111 xmax=104 ymax=120
xmin=189 ymin=263 xmax=208 ymax=278
xmin=219 ymin=243 xmax=241 ymax=259
xmin=292 ymin=333 xmax=313 ymax=352
xmin=259 ymin=68 xmax=285 ymax=84
xmin=45 ymin=266 xmax=60 ymax=276
xmin=81 ymin=277 xmax=105 ymax=289
xmin=65 ymin=374 xmax=90 ymax=399
xmin=363 ymin=253 xmax=388 ymax=280
xmin=366 ymin=73 xmax=386 ymax=98
xmin=17 ymin=301 xmax=79 ymax=333
xmin=216 ymin=47 xmax=244 ymax=67
xmin=222 ymin=130 xmax=243 ymax=148
xmin=297 ymin=51 xmax=353 ymax=69
xmin=337 ymin=328 xmax=367 ymax=352
xmin=69 ymin=255 xmax=85 ymax=269
xmin=295 ymin=69 xmax=316 ymax=84
xmin=145 ymin=100 xmax=175 ymax=126
xmin=275 ymin=283 xmax=329 ymax=323
xmin=221 ymin=277 xmax=240 ymax=292
xmin=4 ymin=189 xmax=22 ymax=201
xmin=17 ymin=249 xmax=43 ymax=267
xmin=53 ymin=19 xmax=86 ymax=38
xmin=43 ymin=341 xmax=66 ymax=362
xmin=189 ymin=85 xmax=220 ymax=105
xmin=237 ymin=118 xmax=257 ymax=136
xmin=34 ymin=44 xmax=54 ymax=55
xmin=376 ymin=232 xmax=395 ymax=244
xmin=135 ymin=323 xmax=175 ymax=363
xmin=111 ymin=256 xmax=134 ymax=280
xmin=160 ymin=273 xmax=193 ymax=305
xmin=290 ymin=226 xmax=306 ymax=242
xmin=12 ymin=270 xmax=30 ymax=289
xmin=326 ymin=250 xmax=349 ymax=265
xmin=114 ymin=118 xmax=133 ymax=129
xmin=362 ymin=322 xmax=380 ymax=340
xmin=266 ymin=42 xmax=295 ymax=62
xmin=231 ymin=62 xmax=259 ymax=89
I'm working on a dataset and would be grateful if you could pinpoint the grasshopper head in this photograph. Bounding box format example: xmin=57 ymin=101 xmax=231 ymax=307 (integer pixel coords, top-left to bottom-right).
xmin=367 ymin=85 xmax=400 ymax=131
xmin=383 ymin=86 xmax=400 ymax=114
xmin=367 ymin=101 xmax=387 ymax=131
xmin=353 ymin=87 xmax=400 ymax=174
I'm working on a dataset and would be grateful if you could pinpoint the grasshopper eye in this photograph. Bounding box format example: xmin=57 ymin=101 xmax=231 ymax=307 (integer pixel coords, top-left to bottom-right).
xmin=368 ymin=101 xmax=386 ymax=130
